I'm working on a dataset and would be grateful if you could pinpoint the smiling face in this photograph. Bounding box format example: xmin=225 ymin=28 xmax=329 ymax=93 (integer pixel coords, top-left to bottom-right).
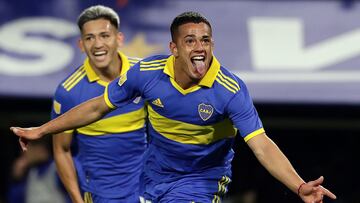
xmin=78 ymin=18 xmax=123 ymax=70
xmin=170 ymin=22 xmax=214 ymax=87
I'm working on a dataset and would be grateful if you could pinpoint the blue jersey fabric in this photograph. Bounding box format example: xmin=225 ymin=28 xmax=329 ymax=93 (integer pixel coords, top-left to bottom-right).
xmin=105 ymin=55 xmax=264 ymax=201
xmin=51 ymin=52 xmax=147 ymax=199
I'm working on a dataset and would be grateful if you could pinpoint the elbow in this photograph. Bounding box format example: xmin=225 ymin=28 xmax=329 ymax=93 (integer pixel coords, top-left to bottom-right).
xmin=252 ymin=147 xmax=266 ymax=163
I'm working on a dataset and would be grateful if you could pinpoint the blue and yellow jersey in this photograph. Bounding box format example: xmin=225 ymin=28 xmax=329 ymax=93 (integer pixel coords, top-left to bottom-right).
xmin=105 ymin=54 xmax=264 ymax=181
xmin=51 ymin=52 xmax=147 ymax=198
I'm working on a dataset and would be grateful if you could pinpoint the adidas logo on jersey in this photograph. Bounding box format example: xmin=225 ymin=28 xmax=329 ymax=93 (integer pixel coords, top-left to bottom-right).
xmin=152 ymin=98 xmax=164 ymax=108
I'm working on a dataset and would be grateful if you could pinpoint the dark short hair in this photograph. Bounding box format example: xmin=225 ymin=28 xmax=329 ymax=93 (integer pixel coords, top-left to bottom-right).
xmin=170 ymin=11 xmax=212 ymax=42
xmin=77 ymin=5 xmax=120 ymax=32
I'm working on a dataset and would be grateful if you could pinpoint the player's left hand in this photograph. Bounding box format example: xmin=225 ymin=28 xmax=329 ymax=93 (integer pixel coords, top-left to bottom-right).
xmin=298 ymin=176 xmax=336 ymax=203
xmin=10 ymin=127 xmax=42 ymax=152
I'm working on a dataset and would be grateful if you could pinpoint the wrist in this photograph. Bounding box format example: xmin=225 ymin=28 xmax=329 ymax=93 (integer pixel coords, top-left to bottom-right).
xmin=297 ymin=182 xmax=306 ymax=196
xmin=36 ymin=126 xmax=47 ymax=138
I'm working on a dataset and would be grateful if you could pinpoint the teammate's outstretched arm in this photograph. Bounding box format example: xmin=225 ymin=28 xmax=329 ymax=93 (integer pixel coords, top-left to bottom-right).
xmin=247 ymin=132 xmax=336 ymax=203
xmin=10 ymin=95 xmax=112 ymax=151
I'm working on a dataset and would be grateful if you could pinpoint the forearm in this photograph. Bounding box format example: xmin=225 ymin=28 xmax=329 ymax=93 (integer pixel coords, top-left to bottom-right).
xmin=40 ymin=95 xmax=111 ymax=136
xmin=248 ymin=134 xmax=304 ymax=193
xmin=54 ymin=149 xmax=83 ymax=203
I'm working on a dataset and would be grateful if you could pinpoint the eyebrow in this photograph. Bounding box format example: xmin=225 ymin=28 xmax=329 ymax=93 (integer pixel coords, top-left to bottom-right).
xmin=184 ymin=34 xmax=210 ymax=39
xmin=83 ymin=31 xmax=111 ymax=37
xmin=184 ymin=34 xmax=196 ymax=38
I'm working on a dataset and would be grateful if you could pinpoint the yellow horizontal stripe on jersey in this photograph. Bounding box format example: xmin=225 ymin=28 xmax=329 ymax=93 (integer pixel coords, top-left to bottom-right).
xmin=62 ymin=66 xmax=84 ymax=87
xmin=63 ymin=69 xmax=85 ymax=89
xmin=215 ymin=77 xmax=236 ymax=94
xmin=140 ymin=59 xmax=167 ymax=71
xmin=219 ymin=70 xmax=240 ymax=90
xmin=140 ymin=64 xmax=166 ymax=69
xmin=244 ymin=128 xmax=265 ymax=142
xmin=140 ymin=63 xmax=166 ymax=68
xmin=140 ymin=59 xmax=167 ymax=64
xmin=140 ymin=66 xmax=165 ymax=71
xmin=148 ymin=105 xmax=237 ymax=144
xmin=217 ymin=73 xmax=239 ymax=92
xmin=77 ymin=107 xmax=146 ymax=136
xmin=64 ymin=73 xmax=86 ymax=91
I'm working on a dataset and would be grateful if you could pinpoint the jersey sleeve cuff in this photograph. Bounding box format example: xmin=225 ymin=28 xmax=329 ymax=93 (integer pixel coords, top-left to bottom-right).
xmin=244 ymin=128 xmax=265 ymax=142
xmin=104 ymin=84 xmax=116 ymax=109
xmin=63 ymin=129 xmax=74 ymax=134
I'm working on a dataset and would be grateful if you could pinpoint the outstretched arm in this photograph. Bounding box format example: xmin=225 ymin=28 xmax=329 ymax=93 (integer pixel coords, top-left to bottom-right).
xmin=247 ymin=132 xmax=336 ymax=203
xmin=10 ymin=95 xmax=112 ymax=151
xmin=53 ymin=132 xmax=84 ymax=203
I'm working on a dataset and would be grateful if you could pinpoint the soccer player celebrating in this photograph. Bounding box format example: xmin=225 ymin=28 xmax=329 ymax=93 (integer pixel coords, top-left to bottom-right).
xmin=11 ymin=11 xmax=335 ymax=203
xmin=50 ymin=5 xmax=146 ymax=203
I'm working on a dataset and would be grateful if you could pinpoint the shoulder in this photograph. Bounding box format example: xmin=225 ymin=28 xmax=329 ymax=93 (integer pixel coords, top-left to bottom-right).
xmin=54 ymin=65 xmax=86 ymax=97
xmin=127 ymin=56 xmax=142 ymax=66
xmin=141 ymin=55 xmax=168 ymax=62
xmin=139 ymin=55 xmax=169 ymax=71
xmin=123 ymin=55 xmax=169 ymax=90
xmin=214 ymin=66 xmax=243 ymax=95
xmin=126 ymin=55 xmax=169 ymax=78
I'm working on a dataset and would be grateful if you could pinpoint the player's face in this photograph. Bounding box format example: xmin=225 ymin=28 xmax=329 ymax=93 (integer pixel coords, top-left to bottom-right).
xmin=79 ymin=18 xmax=123 ymax=70
xmin=170 ymin=22 xmax=213 ymax=82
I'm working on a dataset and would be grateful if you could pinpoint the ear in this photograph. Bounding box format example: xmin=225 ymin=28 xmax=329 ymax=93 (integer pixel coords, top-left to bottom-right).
xmin=78 ymin=39 xmax=85 ymax=52
xmin=169 ymin=41 xmax=178 ymax=57
xmin=117 ymin=32 xmax=124 ymax=47
xmin=210 ymin=38 xmax=215 ymax=55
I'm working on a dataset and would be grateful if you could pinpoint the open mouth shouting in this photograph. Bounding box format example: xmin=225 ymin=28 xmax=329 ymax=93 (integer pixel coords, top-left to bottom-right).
xmin=93 ymin=50 xmax=108 ymax=61
xmin=191 ymin=55 xmax=206 ymax=75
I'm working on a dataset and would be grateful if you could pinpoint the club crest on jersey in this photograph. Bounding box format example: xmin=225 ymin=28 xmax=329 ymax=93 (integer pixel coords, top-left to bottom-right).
xmin=198 ymin=103 xmax=213 ymax=121
xmin=118 ymin=72 xmax=127 ymax=86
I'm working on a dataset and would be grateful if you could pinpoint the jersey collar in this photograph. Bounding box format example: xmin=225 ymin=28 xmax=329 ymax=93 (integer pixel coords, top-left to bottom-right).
xmin=84 ymin=51 xmax=130 ymax=83
xmin=163 ymin=55 xmax=220 ymax=88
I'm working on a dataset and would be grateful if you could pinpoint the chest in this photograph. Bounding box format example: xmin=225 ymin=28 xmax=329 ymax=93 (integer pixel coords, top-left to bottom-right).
xmin=144 ymin=76 xmax=227 ymax=125
xmin=75 ymin=82 xmax=104 ymax=103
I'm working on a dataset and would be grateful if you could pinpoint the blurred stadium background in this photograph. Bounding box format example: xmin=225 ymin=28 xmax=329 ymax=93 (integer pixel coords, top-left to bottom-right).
xmin=1 ymin=0 xmax=359 ymax=202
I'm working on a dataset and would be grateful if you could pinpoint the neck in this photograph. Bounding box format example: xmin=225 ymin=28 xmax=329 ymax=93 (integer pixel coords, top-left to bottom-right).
xmin=174 ymin=60 xmax=199 ymax=90
xmin=93 ymin=55 xmax=122 ymax=82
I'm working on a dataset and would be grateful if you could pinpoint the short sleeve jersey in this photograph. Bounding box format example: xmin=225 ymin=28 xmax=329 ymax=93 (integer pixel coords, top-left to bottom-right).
xmin=105 ymin=55 xmax=264 ymax=181
xmin=51 ymin=52 xmax=147 ymax=198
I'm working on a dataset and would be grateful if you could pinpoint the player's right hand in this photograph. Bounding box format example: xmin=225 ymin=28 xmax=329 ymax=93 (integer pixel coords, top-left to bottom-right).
xmin=298 ymin=176 xmax=336 ymax=203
